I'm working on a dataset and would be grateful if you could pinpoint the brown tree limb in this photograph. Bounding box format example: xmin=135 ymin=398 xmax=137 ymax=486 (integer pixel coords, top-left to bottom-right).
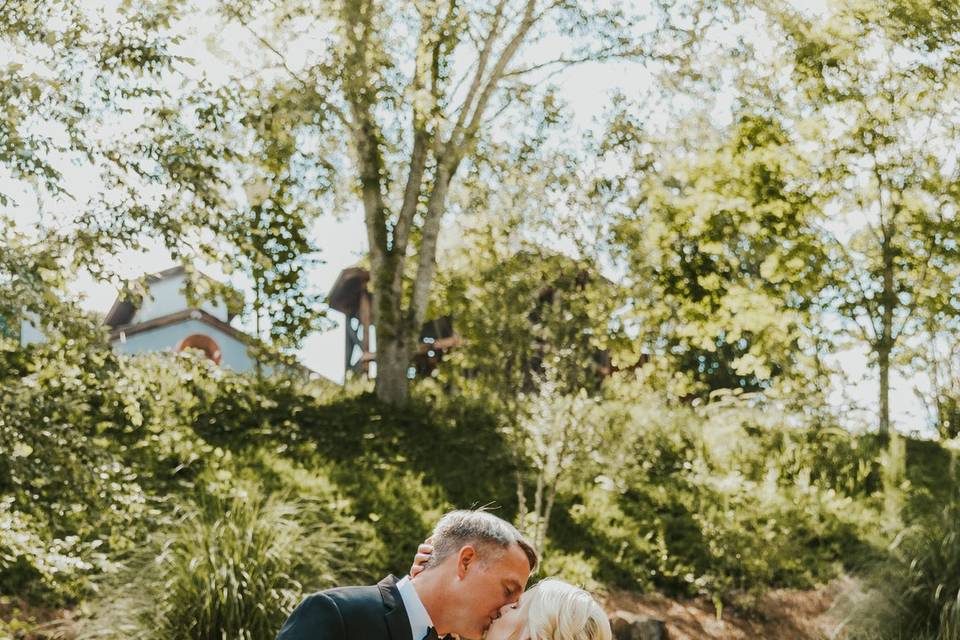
xmin=499 ymin=44 xmax=644 ymax=79
xmin=393 ymin=1 xmax=457 ymax=260
xmin=341 ymin=0 xmax=392 ymax=274
xmin=406 ymin=156 xmax=458 ymax=332
xmin=226 ymin=8 xmax=350 ymax=127
xmin=452 ymin=0 xmax=508 ymax=136
xmin=458 ymin=0 xmax=540 ymax=147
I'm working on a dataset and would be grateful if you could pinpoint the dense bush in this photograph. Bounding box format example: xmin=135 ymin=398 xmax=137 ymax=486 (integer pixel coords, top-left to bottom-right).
xmin=180 ymin=362 xmax=518 ymax=500
xmin=1 ymin=346 xmax=144 ymax=603
xmin=0 ymin=347 xmax=518 ymax=608
xmin=547 ymin=392 xmax=883 ymax=603
xmin=191 ymin=383 xmax=519 ymax=574
xmin=0 ymin=349 xmax=248 ymax=604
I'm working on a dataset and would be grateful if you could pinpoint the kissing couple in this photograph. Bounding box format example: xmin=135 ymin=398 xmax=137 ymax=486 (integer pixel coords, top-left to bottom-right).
xmin=276 ymin=509 xmax=611 ymax=640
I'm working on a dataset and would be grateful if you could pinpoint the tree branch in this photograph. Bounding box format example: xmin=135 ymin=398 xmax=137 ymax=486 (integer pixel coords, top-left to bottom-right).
xmin=892 ymin=207 xmax=935 ymax=342
xmin=816 ymin=221 xmax=881 ymax=341
xmin=394 ymin=1 xmax=454 ymax=260
xmin=406 ymin=156 xmax=458 ymax=331
xmin=499 ymin=43 xmax=642 ymax=79
xmin=456 ymin=0 xmax=541 ymax=148
xmin=227 ymin=8 xmax=350 ymax=127
xmin=340 ymin=0 xmax=392 ymax=272
xmin=451 ymin=0 xmax=508 ymax=136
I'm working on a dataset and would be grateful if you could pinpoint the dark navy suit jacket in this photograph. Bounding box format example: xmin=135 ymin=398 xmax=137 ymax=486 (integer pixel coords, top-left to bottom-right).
xmin=277 ymin=575 xmax=414 ymax=640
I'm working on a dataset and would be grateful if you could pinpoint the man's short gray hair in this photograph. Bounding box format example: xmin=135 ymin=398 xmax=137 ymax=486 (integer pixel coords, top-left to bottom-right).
xmin=425 ymin=509 xmax=538 ymax=572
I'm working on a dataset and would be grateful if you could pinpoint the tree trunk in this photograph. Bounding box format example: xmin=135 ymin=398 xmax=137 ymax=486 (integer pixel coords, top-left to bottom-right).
xmin=373 ymin=162 xmax=457 ymax=406
xmin=372 ymin=275 xmax=412 ymax=405
xmin=533 ymin=470 xmax=544 ymax=549
xmin=255 ymin=279 xmax=263 ymax=381
xmin=370 ymin=252 xmax=415 ymax=404
xmin=878 ymin=230 xmax=905 ymax=495
xmin=376 ymin=339 xmax=410 ymax=405
xmin=878 ymin=231 xmax=896 ymax=436
xmin=539 ymin=479 xmax=559 ymax=553
xmin=515 ymin=469 xmax=528 ymax=524
xmin=878 ymin=343 xmax=891 ymax=437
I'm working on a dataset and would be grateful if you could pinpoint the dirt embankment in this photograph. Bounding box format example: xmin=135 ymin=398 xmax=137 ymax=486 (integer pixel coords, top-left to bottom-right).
xmin=604 ymin=578 xmax=857 ymax=640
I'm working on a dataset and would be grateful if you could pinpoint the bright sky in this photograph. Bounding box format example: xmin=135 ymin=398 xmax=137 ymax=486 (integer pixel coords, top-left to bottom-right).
xmin=7 ymin=0 xmax=933 ymax=435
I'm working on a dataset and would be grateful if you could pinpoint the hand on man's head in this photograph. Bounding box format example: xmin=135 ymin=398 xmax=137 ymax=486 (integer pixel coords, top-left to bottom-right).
xmin=409 ymin=541 xmax=434 ymax=578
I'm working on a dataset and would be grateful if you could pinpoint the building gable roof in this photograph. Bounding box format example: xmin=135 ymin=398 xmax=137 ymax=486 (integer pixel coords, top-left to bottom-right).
xmin=104 ymin=265 xmax=241 ymax=327
xmin=108 ymin=307 xmax=250 ymax=343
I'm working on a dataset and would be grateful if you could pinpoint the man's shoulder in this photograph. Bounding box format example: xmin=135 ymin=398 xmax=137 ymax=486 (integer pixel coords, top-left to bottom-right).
xmin=320 ymin=583 xmax=385 ymax=609
xmin=277 ymin=591 xmax=346 ymax=639
xmin=277 ymin=581 xmax=396 ymax=640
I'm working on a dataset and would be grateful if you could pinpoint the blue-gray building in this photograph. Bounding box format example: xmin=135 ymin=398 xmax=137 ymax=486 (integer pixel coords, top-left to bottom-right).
xmin=15 ymin=266 xmax=323 ymax=380
xmin=103 ymin=266 xmax=262 ymax=371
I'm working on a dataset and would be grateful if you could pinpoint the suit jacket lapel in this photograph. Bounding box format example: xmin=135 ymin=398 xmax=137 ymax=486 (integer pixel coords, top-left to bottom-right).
xmin=379 ymin=575 xmax=415 ymax=640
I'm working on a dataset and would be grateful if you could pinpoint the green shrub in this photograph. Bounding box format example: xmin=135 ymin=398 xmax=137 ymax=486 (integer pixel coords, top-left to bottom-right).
xmin=538 ymin=549 xmax=603 ymax=594
xmin=550 ymin=393 xmax=882 ymax=604
xmin=0 ymin=350 xmax=255 ymax=605
xmin=6 ymin=317 xmax=942 ymax=621
xmin=193 ymin=386 xmax=518 ymax=575
xmin=0 ymin=501 xmax=103 ymax=604
xmin=290 ymin=392 xmax=518 ymax=511
xmin=1 ymin=343 xmax=520 ymax=606
xmin=237 ymin=450 xmax=387 ymax=583
xmin=736 ymin=423 xmax=884 ymax=498
xmin=0 ymin=596 xmax=45 ymax=639
xmin=152 ymin=492 xmax=319 ymax=639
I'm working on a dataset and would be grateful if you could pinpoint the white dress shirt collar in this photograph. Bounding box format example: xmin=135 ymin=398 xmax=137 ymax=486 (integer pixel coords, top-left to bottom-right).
xmin=396 ymin=576 xmax=434 ymax=640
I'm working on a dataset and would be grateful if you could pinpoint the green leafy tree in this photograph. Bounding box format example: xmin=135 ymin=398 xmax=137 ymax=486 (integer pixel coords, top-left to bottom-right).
xmin=2 ymin=2 xmax=326 ymax=352
xmin=0 ymin=1 xmax=236 ymax=273
xmin=0 ymin=226 xmax=108 ymax=377
xmin=224 ymin=193 xmax=325 ymax=352
xmin=915 ymin=311 xmax=960 ymax=440
xmin=214 ymin=0 xmax=659 ymax=404
xmin=214 ymin=79 xmax=344 ymax=352
xmin=510 ymin=376 xmax=609 ymax=553
xmin=607 ymin=107 xmax=829 ymax=402
xmin=770 ymin=0 xmax=960 ymax=437
xmin=436 ymin=236 xmax=623 ymax=402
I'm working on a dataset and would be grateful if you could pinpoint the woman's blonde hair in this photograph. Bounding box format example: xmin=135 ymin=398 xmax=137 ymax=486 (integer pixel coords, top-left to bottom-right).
xmin=510 ymin=579 xmax=612 ymax=640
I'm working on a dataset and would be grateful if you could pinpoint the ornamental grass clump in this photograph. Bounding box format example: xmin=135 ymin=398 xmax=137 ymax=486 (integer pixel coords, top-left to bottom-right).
xmin=839 ymin=498 xmax=960 ymax=640
xmin=152 ymin=492 xmax=307 ymax=640
xmin=80 ymin=486 xmax=345 ymax=640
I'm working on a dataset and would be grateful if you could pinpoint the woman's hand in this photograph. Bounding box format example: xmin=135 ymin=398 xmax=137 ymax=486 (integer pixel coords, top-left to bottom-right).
xmin=409 ymin=538 xmax=434 ymax=578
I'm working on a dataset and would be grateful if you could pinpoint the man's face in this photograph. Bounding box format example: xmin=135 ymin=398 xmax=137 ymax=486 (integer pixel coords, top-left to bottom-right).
xmin=455 ymin=543 xmax=532 ymax=639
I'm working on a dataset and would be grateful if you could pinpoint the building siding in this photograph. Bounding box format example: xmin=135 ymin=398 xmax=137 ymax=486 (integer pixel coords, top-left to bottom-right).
xmin=113 ymin=318 xmax=258 ymax=373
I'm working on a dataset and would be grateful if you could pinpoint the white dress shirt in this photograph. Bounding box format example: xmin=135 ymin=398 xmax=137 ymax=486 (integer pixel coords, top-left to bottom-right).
xmin=396 ymin=576 xmax=435 ymax=640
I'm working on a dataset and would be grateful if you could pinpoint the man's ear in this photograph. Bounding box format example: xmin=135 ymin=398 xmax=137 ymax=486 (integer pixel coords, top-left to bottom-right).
xmin=456 ymin=545 xmax=477 ymax=579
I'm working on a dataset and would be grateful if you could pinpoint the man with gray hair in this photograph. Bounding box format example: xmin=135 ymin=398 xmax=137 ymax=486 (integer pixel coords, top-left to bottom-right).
xmin=277 ymin=509 xmax=538 ymax=640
